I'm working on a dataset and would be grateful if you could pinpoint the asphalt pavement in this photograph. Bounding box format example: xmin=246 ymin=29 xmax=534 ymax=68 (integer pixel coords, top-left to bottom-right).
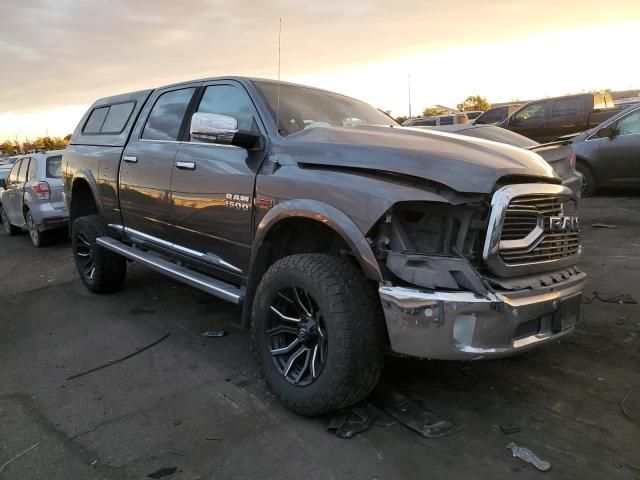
xmin=1 ymin=195 xmax=639 ymax=480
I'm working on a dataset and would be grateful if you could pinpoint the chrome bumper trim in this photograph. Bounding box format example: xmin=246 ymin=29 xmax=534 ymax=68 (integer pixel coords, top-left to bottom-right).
xmin=379 ymin=271 xmax=586 ymax=360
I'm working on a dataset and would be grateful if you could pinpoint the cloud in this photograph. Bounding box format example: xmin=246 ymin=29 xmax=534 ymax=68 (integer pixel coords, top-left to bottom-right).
xmin=0 ymin=0 xmax=639 ymax=139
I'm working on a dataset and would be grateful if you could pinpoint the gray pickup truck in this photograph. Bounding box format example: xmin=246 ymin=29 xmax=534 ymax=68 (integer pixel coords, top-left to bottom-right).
xmin=63 ymin=77 xmax=586 ymax=415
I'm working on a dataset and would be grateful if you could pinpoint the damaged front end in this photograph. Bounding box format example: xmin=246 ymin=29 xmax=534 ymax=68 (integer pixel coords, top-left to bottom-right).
xmin=372 ymin=184 xmax=586 ymax=360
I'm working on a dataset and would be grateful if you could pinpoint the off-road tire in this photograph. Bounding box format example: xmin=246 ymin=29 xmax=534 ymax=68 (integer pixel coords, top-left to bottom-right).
xmin=72 ymin=215 xmax=126 ymax=293
xmin=1 ymin=204 xmax=20 ymax=235
xmin=252 ymin=253 xmax=384 ymax=416
xmin=577 ymin=161 xmax=596 ymax=197
xmin=26 ymin=209 xmax=50 ymax=247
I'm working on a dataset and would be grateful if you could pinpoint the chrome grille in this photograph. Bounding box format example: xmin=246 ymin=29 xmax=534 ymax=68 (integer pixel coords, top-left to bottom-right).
xmin=500 ymin=194 xmax=580 ymax=266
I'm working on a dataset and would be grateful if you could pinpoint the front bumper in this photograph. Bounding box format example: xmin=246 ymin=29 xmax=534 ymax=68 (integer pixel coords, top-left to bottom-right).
xmin=379 ymin=271 xmax=586 ymax=360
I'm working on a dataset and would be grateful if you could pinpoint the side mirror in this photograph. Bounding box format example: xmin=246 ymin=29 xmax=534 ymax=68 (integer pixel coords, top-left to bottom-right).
xmin=0 ymin=178 xmax=6 ymax=190
xmin=190 ymin=112 xmax=258 ymax=149
xmin=596 ymin=126 xmax=617 ymax=138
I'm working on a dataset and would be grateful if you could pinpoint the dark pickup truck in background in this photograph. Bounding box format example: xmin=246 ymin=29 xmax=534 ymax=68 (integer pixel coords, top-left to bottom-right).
xmin=500 ymin=92 xmax=620 ymax=143
xmin=63 ymin=77 xmax=586 ymax=415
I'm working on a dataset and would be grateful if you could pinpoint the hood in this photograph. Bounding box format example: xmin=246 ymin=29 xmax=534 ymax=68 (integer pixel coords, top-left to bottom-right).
xmin=281 ymin=125 xmax=556 ymax=194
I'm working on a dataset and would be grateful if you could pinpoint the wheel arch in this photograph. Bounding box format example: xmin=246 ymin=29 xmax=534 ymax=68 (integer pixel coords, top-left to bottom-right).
xmin=69 ymin=171 xmax=103 ymax=227
xmin=241 ymin=199 xmax=383 ymax=328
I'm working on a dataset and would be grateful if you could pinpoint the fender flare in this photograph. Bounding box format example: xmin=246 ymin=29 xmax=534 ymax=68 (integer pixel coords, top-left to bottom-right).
xmin=251 ymin=199 xmax=382 ymax=281
xmin=69 ymin=169 xmax=105 ymax=218
xmin=241 ymin=199 xmax=383 ymax=328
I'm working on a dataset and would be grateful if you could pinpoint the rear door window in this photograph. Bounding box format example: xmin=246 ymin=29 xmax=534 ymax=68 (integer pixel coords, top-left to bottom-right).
xmin=83 ymin=107 xmax=109 ymax=133
xmin=46 ymin=155 xmax=63 ymax=178
xmin=551 ymin=99 xmax=580 ymax=121
xmin=142 ymin=88 xmax=196 ymax=141
xmin=439 ymin=116 xmax=454 ymax=125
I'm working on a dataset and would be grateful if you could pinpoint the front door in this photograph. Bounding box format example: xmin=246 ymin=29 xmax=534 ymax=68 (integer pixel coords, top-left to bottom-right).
xmin=119 ymin=85 xmax=198 ymax=241
xmin=597 ymin=108 xmax=640 ymax=186
xmin=507 ymin=101 xmax=548 ymax=142
xmin=169 ymin=81 xmax=267 ymax=275
xmin=5 ymin=158 xmax=30 ymax=226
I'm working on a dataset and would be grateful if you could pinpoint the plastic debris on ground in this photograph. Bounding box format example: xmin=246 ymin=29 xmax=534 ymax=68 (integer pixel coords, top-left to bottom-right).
xmin=374 ymin=383 xmax=463 ymax=438
xmin=507 ymin=442 xmax=551 ymax=471
xmin=200 ymin=330 xmax=226 ymax=337
xmin=327 ymin=405 xmax=377 ymax=438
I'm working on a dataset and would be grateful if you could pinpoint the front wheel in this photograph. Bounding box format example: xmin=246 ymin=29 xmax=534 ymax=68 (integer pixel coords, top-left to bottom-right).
xmin=72 ymin=215 xmax=126 ymax=293
xmin=252 ymin=254 xmax=384 ymax=415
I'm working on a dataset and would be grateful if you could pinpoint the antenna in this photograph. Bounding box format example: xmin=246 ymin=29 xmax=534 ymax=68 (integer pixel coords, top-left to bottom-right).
xmin=275 ymin=18 xmax=282 ymax=160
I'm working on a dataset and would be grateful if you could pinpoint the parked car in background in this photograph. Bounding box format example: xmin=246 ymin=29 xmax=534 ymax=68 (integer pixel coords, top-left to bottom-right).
xmin=571 ymin=104 xmax=640 ymax=196
xmin=402 ymin=113 xmax=469 ymax=126
xmin=0 ymin=156 xmax=19 ymax=181
xmin=463 ymin=111 xmax=483 ymax=121
xmin=420 ymin=124 xmax=582 ymax=197
xmin=63 ymin=76 xmax=584 ymax=415
xmin=0 ymin=151 xmax=69 ymax=247
xmin=499 ymin=93 xmax=620 ymax=143
xmin=473 ymin=104 xmax=522 ymax=125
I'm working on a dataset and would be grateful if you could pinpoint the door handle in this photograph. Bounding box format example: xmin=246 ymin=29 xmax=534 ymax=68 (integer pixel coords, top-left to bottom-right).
xmin=123 ymin=155 xmax=138 ymax=163
xmin=176 ymin=161 xmax=196 ymax=170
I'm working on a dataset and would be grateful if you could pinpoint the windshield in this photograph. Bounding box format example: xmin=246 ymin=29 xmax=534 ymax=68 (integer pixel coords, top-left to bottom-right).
xmin=254 ymin=82 xmax=397 ymax=136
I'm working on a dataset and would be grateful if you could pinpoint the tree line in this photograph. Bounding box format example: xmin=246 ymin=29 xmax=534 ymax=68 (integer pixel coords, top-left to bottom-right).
xmin=395 ymin=95 xmax=491 ymax=124
xmin=1 ymin=134 xmax=71 ymax=156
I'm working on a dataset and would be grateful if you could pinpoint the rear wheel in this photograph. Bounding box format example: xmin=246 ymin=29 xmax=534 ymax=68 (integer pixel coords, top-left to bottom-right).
xmin=1 ymin=204 xmax=20 ymax=235
xmin=26 ymin=209 xmax=49 ymax=247
xmin=72 ymin=215 xmax=126 ymax=293
xmin=577 ymin=161 xmax=596 ymax=197
xmin=252 ymin=253 xmax=384 ymax=415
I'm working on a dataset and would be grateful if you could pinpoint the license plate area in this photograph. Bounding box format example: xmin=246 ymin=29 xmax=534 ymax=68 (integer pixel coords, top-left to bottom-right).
xmin=551 ymin=293 xmax=581 ymax=333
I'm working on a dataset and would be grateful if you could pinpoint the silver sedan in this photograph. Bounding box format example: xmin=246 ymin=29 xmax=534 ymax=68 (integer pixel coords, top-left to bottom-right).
xmin=0 ymin=151 xmax=69 ymax=247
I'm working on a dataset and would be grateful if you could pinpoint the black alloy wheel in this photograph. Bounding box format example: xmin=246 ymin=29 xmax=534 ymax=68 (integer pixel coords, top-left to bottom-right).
xmin=267 ymin=285 xmax=328 ymax=386
xmin=75 ymin=230 xmax=96 ymax=281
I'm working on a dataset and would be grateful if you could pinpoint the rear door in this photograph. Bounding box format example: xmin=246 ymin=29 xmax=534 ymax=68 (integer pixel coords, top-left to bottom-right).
xmin=169 ymin=80 xmax=267 ymax=275
xmin=119 ymin=84 xmax=199 ymax=241
xmin=597 ymin=108 xmax=640 ymax=185
xmin=546 ymin=97 xmax=585 ymax=141
xmin=507 ymin=101 xmax=548 ymax=141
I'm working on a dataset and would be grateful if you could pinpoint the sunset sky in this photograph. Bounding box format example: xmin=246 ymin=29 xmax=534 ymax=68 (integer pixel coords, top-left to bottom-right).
xmin=1 ymin=0 xmax=639 ymax=140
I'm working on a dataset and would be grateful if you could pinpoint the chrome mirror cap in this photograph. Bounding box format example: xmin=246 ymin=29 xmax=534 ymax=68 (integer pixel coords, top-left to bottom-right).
xmin=190 ymin=112 xmax=238 ymax=145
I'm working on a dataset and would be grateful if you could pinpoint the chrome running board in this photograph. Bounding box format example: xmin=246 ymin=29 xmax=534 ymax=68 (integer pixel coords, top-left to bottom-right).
xmin=96 ymin=236 xmax=243 ymax=305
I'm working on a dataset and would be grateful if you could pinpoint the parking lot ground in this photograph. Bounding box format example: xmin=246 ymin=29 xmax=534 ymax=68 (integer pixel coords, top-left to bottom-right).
xmin=1 ymin=195 xmax=640 ymax=480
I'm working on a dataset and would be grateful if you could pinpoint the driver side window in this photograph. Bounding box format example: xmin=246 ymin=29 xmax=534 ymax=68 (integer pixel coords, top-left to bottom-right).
xmin=190 ymin=84 xmax=255 ymax=142
xmin=514 ymin=103 xmax=546 ymax=124
xmin=617 ymin=109 xmax=640 ymax=136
